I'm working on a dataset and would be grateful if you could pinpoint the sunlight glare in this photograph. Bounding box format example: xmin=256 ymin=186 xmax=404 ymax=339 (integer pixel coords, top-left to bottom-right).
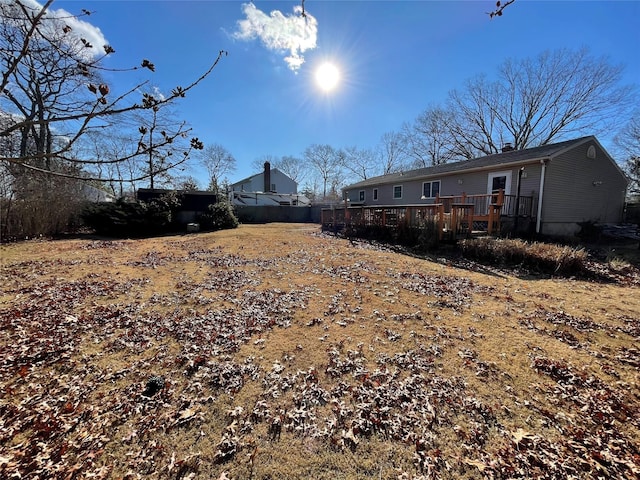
xmin=315 ymin=62 xmax=340 ymax=92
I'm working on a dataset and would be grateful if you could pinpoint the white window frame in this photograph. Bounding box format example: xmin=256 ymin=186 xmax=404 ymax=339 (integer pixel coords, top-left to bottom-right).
xmin=487 ymin=170 xmax=512 ymax=214
xmin=393 ymin=185 xmax=403 ymax=200
xmin=359 ymin=190 xmax=365 ymax=202
xmin=421 ymin=180 xmax=441 ymax=199
xmin=373 ymin=188 xmax=379 ymax=201
xmin=487 ymin=171 xmax=512 ymax=196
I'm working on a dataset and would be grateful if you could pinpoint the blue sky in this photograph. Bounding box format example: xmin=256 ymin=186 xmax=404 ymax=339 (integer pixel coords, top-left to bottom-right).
xmin=52 ymin=0 xmax=640 ymax=186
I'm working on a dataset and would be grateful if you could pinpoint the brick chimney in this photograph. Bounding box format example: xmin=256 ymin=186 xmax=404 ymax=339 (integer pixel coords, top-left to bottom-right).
xmin=501 ymin=143 xmax=514 ymax=153
xmin=263 ymin=161 xmax=271 ymax=192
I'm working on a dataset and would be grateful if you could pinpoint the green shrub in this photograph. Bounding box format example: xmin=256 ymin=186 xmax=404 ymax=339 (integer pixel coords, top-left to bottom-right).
xmin=196 ymin=201 xmax=239 ymax=231
xmin=459 ymin=238 xmax=588 ymax=276
xmin=81 ymin=192 xmax=182 ymax=237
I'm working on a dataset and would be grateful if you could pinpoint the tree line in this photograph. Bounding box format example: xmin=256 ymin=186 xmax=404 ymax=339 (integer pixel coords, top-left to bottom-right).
xmin=245 ymin=47 xmax=638 ymax=202
xmin=1 ymin=1 xmax=638 ymax=240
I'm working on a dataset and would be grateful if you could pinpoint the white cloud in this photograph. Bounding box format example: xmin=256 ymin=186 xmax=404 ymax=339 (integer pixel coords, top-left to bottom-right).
xmin=5 ymin=0 xmax=108 ymax=59
xmin=232 ymin=2 xmax=318 ymax=72
xmin=151 ymin=86 xmax=166 ymax=102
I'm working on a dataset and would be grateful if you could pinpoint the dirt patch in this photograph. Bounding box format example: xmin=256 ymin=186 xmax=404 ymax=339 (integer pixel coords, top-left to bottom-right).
xmin=1 ymin=224 xmax=638 ymax=479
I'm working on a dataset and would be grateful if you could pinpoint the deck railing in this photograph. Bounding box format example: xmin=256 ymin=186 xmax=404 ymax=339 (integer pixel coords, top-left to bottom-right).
xmin=436 ymin=191 xmax=535 ymax=218
xmin=321 ymin=191 xmax=536 ymax=238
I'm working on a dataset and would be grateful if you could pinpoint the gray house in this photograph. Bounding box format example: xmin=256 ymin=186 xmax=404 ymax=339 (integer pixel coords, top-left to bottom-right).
xmin=230 ymin=162 xmax=297 ymax=194
xmin=343 ymin=136 xmax=628 ymax=236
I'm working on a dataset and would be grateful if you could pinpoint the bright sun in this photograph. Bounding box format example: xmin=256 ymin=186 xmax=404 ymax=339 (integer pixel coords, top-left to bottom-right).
xmin=315 ymin=62 xmax=340 ymax=92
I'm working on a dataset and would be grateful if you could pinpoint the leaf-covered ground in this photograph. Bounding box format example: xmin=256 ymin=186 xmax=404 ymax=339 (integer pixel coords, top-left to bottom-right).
xmin=1 ymin=224 xmax=638 ymax=479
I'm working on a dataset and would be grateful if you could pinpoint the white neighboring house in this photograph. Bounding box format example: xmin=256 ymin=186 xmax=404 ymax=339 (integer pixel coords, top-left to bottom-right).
xmin=229 ymin=162 xmax=310 ymax=206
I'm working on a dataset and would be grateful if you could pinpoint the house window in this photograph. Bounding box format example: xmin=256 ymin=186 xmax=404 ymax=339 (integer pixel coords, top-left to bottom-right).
xmin=359 ymin=190 xmax=365 ymax=202
xmin=373 ymin=188 xmax=378 ymax=201
xmin=422 ymin=180 xmax=441 ymax=199
xmin=271 ymin=183 xmax=277 ymax=192
xmin=393 ymin=185 xmax=403 ymax=199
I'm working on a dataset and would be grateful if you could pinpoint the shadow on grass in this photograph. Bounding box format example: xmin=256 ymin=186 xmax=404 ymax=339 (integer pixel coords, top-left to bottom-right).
xmin=326 ymin=231 xmax=640 ymax=286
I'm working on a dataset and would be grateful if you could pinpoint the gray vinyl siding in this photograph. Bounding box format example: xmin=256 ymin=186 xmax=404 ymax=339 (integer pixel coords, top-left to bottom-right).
xmin=446 ymin=172 xmax=485 ymax=196
xmin=347 ymin=164 xmax=544 ymax=206
xmin=516 ymin=163 xmax=544 ymax=199
xmin=542 ymin=142 xmax=627 ymax=228
xmin=231 ymin=170 xmax=297 ymax=193
xmin=342 ymin=136 xmax=629 ymax=237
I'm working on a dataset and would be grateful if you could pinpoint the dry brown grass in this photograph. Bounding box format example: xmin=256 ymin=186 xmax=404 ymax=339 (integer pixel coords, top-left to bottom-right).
xmin=1 ymin=223 xmax=639 ymax=480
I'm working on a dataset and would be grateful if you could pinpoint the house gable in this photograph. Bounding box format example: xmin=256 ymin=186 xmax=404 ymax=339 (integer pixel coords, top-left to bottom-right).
xmin=540 ymin=138 xmax=628 ymax=232
xmin=230 ymin=167 xmax=298 ymax=194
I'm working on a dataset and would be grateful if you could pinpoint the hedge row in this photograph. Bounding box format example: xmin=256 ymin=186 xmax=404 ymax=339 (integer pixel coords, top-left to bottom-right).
xmin=81 ymin=193 xmax=237 ymax=237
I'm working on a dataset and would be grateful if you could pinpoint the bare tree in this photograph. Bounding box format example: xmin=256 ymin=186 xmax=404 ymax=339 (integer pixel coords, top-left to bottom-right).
xmin=447 ymin=76 xmax=502 ymax=158
xmin=133 ymin=91 xmax=200 ymax=189
xmin=300 ymin=177 xmax=320 ymax=202
xmin=340 ymin=146 xmax=380 ymax=181
xmin=379 ymin=131 xmax=409 ymax=175
xmin=303 ymin=144 xmax=344 ymax=199
xmin=0 ymin=0 xmax=223 ymax=181
xmin=615 ymin=114 xmax=640 ymax=195
xmin=275 ymin=155 xmax=307 ymax=185
xmin=251 ymin=154 xmax=279 ymax=174
xmin=402 ymin=106 xmax=459 ymax=166
xmin=447 ymin=48 xmax=635 ymax=155
xmin=198 ymin=143 xmax=236 ymax=194
xmin=251 ymin=154 xmax=307 ymax=186
xmin=0 ymin=0 xmax=223 ymax=238
xmin=79 ymin=130 xmax=135 ymax=197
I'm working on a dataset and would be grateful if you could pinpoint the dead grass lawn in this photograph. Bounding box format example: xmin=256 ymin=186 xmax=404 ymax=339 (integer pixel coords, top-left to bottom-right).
xmin=1 ymin=224 xmax=638 ymax=479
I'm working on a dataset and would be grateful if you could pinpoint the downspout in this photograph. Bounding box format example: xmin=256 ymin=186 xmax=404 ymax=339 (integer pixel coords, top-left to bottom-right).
xmin=536 ymin=159 xmax=548 ymax=234
xmin=514 ymin=167 xmax=525 ymax=233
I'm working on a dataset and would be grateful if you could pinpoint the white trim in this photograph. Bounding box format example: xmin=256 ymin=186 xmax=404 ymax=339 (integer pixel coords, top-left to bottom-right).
xmin=487 ymin=170 xmax=513 ymax=196
xmin=393 ymin=184 xmax=403 ymax=200
xmin=421 ymin=179 xmax=441 ymax=199
xmin=536 ymin=160 xmax=547 ymax=233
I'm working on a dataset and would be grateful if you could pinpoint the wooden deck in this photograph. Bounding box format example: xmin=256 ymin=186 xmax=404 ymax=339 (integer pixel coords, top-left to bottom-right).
xmin=321 ymin=191 xmax=536 ymax=239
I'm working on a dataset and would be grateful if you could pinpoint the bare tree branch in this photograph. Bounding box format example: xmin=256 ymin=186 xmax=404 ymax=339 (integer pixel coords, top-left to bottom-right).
xmin=1 ymin=1 xmax=227 ymax=184
xmin=487 ymin=0 xmax=516 ymax=19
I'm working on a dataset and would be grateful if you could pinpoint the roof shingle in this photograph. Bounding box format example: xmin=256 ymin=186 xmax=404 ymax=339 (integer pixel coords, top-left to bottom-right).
xmin=345 ymin=136 xmax=593 ymax=189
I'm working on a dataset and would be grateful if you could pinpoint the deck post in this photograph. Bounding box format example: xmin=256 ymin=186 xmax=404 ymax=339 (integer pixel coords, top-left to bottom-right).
xmin=488 ymin=205 xmax=494 ymax=235
xmin=451 ymin=205 xmax=458 ymax=237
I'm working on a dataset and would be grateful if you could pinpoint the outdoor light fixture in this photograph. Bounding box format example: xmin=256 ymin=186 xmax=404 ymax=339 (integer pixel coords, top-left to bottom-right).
xmin=458 ymin=179 xmax=464 ymax=185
